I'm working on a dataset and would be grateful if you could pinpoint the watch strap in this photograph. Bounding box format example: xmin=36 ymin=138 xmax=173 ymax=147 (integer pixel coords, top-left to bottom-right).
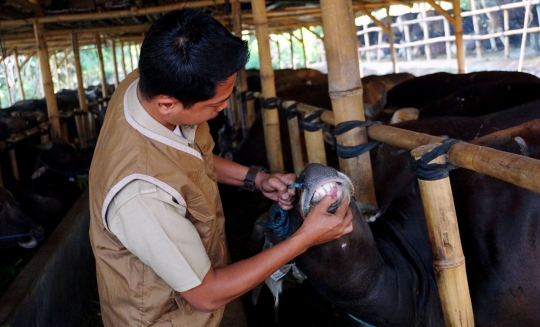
xmin=243 ymin=166 xmax=261 ymax=192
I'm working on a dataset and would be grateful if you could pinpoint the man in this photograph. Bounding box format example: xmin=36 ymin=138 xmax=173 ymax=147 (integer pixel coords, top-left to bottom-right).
xmin=89 ymin=9 xmax=353 ymax=327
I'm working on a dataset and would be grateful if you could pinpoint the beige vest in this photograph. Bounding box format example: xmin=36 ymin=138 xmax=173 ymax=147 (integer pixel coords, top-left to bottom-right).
xmin=89 ymin=71 xmax=227 ymax=327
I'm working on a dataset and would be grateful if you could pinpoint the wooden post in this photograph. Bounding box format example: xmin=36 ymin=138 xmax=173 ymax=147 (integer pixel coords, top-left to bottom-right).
xmin=304 ymin=113 xmax=327 ymax=165
xmin=95 ymin=33 xmax=108 ymax=98
xmin=404 ymin=24 xmax=412 ymax=61
xmin=52 ymin=51 xmax=60 ymax=91
xmin=251 ymin=0 xmax=285 ymax=173
xmin=289 ymin=33 xmax=295 ymax=69
xmin=470 ymin=0 xmax=483 ymax=58
xmin=127 ymin=42 xmax=134 ymax=72
xmin=363 ymin=23 xmax=371 ymax=62
xmin=274 ymin=36 xmax=282 ymax=69
xmin=452 ymin=0 xmax=467 ymax=73
xmin=121 ymin=42 xmax=127 ymax=79
xmin=300 ymin=28 xmax=307 ymax=68
xmin=411 ymin=143 xmax=474 ymax=327
xmin=282 ymin=100 xmax=305 ymax=175
xmin=444 ymin=18 xmax=452 ymax=59
xmin=518 ymin=0 xmax=533 ymax=72
xmin=34 ymin=23 xmax=62 ymax=138
xmin=1 ymin=60 xmax=13 ymax=106
xmin=420 ymin=3 xmax=431 ymax=60
xmin=71 ymin=32 xmax=90 ymax=146
xmin=111 ymin=39 xmax=119 ymax=87
xmin=386 ymin=7 xmax=398 ymax=73
xmin=377 ymin=28 xmax=383 ymax=61
xmin=503 ymin=10 xmax=510 ymax=58
xmin=130 ymin=41 xmax=137 ymax=69
xmin=320 ymin=0 xmax=377 ymax=207
xmin=64 ymin=51 xmax=71 ymax=89
xmin=14 ymin=49 xmax=25 ymax=101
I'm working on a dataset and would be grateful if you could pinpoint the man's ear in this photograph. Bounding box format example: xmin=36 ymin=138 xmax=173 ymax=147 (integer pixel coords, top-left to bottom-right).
xmin=156 ymin=95 xmax=183 ymax=115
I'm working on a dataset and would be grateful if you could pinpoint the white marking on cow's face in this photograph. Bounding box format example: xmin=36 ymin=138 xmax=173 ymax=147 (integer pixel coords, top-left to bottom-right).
xmin=341 ymin=243 xmax=347 ymax=249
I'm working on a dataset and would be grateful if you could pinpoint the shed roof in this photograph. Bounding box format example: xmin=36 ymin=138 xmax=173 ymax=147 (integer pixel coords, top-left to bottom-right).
xmin=0 ymin=0 xmax=423 ymax=56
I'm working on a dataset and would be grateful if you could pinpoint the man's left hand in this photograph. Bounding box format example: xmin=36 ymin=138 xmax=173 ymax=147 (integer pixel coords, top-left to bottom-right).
xmin=256 ymin=173 xmax=296 ymax=210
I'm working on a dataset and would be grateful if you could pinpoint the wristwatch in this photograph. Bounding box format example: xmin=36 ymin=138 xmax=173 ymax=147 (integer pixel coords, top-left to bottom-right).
xmin=243 ymin=165 xmax=267 ymax=192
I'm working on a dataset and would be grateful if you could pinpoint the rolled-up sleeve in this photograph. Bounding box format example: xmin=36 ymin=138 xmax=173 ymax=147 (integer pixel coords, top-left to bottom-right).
xmin=107 ymin=180 xmax=211 ymax=292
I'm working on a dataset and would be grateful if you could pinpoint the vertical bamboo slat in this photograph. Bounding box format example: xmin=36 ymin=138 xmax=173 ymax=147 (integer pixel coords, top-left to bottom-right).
xmin=420 ymin=3 xmax=431 ymax=60
xmin=1 ymin=60 xmax=13 ymax=106
xmin=121 ymin=42 xmax=127 ymax=79
xmin=64 ymin=51 xmax=71 ymax=89
xmin=404 ymin=24 xmax=412 ymax=61
xmin=95 ymin=33 xmax=108 ymax=98
xmin=111 ymin=39 xmax=119 ymax=88
xmin=518 ymin=0 xmax=532 ymax=72
xmin=52 ymin=51 xmax=60 ymax=91
xmin=363 ymin=23 xmax=371 ymax=62
xmin=444 ymin=19 xmax=452 ymax=59
xmin=304 ymin=114 xmax=327 ymax=165
xmin=470 ymin=0 xmax=483 ymax=58
xmin=504 ymin=10 xmax=510 ymax=58
xmin=320 ymin=0 xmax=377 ymax=207
xmin=386 ymin=7 xmax=397 ymax=73
xmin=14 ymin=49 xmax=25 ymax=101
xmin=452 ymin=0 xmax=466 ymax=73
xmin=131 ymin=41 xmax=137 ymax=69
xmin=289 ymin=34 xmax=294 ymax=68
xmin=251 ymin=0 xmax=284 ymax=173
xmin=282 ymin=101 xmax=305 ymax=175
xmin=411 ymin=143 xmax=474 ymax=327
xmin=300 ymin=28 xmax=307 ymax=68
xmin=127 ymin=42 xmax=134 ymax=72
xmin=71 ymin=32 xmax=90 ymax=145
xmin=35 ymin=23 xmax=62 ymax=137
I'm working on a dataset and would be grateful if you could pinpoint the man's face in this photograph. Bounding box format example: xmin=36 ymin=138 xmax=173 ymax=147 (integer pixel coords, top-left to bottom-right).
xmin=172 ymin=73 xmax=237 ymax=126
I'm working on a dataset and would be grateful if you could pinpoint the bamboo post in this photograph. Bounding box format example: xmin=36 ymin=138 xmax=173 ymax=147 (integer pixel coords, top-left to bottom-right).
xmin=39 ymin=123 xmax=50 ymax=144
xmin=320 ymin=0 xmax=377 ymax=207
xmin=71 ymin=32 xmax=90 ymax=145
xmin=404 ymin=24 xmax=412 ymax=61
xmin=363 ymin=23 xmax=371 ymax=62
xmin=503 ymin=10 xmax=510 ymax=58
xmin=251 ymin=0 xmax=285 ymax=173
xmin=95 ymin=33 xmax=108 ymax=98
xmin=130 ymin=41 xmax=137 ymax=69
xmin=420 ymin=3 xmax=432 ymax=60
xmin=64 ymin=51 xmax=71 ymax=89
xmin=61 ymin=118 xmax=70 ymax=143
xmin=35 ymin=23 xmax=62 ymax=137
xmin=8 ymin=145 xmax=20 ymax=181
xmin=111 ymin=39 xmax=119 ymax=87
xmin=120 ymin=42 xmax=127 ymax=79
xmin=300 ymin=28 xmax=307 ymax=68
xmin=444 ymin=18 xmax=452 ymax=59
xmin=52 ymin=51 xmax=60 ymax=91
xmin=1 ymin=60 xmax=13 ymax=106
xmin=304 ymin=113 xmax=327 ymax=165
xmin=274 ymin=37 xmax=282 ymax=69
xmin=518 ymin=0 xmax=532 ymax=72
xmin=470 ymin=0 xmax=483 ymax=58
xmin=14 ymin=49 xmax=25 ymax=101
xmin=452 ymin=0 xmax=467 ymax=73
xmin=282 ymin=100 xmax=305 ymax=175
xmin=377 ymin=28 xmax=383 ymax=61
xmin=289 ymin=33 xmax=295 ymax=68
xmin=411 ymin=143 xmax=474 ymax=327
xmin=231 ymin=0 xmax=254 ymax=131
xmin=386 ymin=7 xmax=398 ymax=73
xmin=127 ymin=42 xmax=134 ymax=72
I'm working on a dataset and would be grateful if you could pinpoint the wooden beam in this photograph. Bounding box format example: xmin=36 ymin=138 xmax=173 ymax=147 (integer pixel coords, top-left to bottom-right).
xmin=0 ymin=0 xmax=250 ymax=28
xmin=4 ymin=0 xmax=44 ymax=15
xmin=425 ymin=0 xmax=456 ymax=25
xmin=303 ymin=26 xmax=324 ymax=40
xmin=358 ymin=8 xmax=390 ymax=34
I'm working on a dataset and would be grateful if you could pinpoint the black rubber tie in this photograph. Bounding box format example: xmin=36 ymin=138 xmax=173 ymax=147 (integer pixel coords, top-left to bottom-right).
xmin=333 ymin=120 xmax=380 ymax=136
xmin=406 ymin=138 xmax=462 ymax=181
xmin=336 ymin=141 xmax=381 ymax=158
xmin=301 ymin=109 xmax=327 ymax=132
xmin=285 ymin=103 xmax=298 ymax=120
xmin=261 ymin=97 xmax=278 ymax=110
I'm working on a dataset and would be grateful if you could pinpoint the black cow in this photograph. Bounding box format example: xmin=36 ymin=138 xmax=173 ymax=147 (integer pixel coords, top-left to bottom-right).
xmin=253 ymin=154 xmax=540 ymax=326
xmin=385 ymin=71 xmax=540 ymax=109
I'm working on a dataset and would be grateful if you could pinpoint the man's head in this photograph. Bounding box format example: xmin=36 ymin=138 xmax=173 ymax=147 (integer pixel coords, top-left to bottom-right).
xmin=138 ymin=9 xmax=249 ymax=109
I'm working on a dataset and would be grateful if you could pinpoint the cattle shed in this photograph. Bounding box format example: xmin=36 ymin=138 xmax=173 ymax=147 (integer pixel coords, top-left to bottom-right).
xmin=2 ymin=0 xmax=540 ymax=327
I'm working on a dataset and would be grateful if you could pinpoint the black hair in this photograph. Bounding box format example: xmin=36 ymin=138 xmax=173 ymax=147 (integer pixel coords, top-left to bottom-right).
xmin=138 ymin=9 xmax=249 ymax=108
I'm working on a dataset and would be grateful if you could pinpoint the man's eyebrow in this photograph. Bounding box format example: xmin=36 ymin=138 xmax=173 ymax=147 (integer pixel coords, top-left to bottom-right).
xmin=210 ymin=94 xmax=231 ymax=105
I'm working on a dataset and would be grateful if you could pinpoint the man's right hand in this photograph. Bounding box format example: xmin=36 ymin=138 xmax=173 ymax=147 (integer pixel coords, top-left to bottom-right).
xmin=293 ymin=195 xmax=354 ymax=247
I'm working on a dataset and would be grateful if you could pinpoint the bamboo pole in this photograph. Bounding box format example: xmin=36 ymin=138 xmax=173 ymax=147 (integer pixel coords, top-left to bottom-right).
xmin=444 ymin=18 xmax=452 ymax=59
xmin=20 ymin=52 xmax=35 ymax=68
xmin=120 ymin=42 xmax=127 ymax=79
xmin=251 ymin=0 xmax=285 ymax=173
xmin=411 ymin=143 xmax=474 ymax=327
xmin=386 ymin=7 xmax=398 ymax=73
xmin=111 ymin=40 xmax=119 ymax=88
xmin=304 ymin=113 xmax=327 ymax=165
xmin=34 ymin=23 xmax=62 ymax=137
xmin=71 ymin=32 xmax=89 ymax=147
xmin=452 ymin=0 xmax=467 ymax=73
xmin=8 ymin=146 xmax=20 ymax=181
xmin=52 ymin=51 xmax=60 ymax=91
xmin=420 ymin=3 xmax=431 ymax=60
xmin=300 ymin=28 xmax=307 ymax=68
xmin=281 ymin=100 xmax=306 ymax=175
xmin=518 ymin=0 xmax=533 ymax=72
xmin=470 ymin=0 xmax=483 ymax=58
xmin=404 ymin=24 xmax=412 ymax=61
xmin=127 ymin=42 xmax=134 ymax=72
xmin=289 ymin=34 xmax=295 ymax=69
xmin=95 ymin=33 xmax=108 ymax=98
xmin=320 ymin=0 xmax=377 ymax=207
xmin=363 ymin=23 xmax=371 ymax=62
xmin=13 ymin=49 xmax=25 ymax=101
xmin=1 ymin=60 xmax=13 ymax=106
xmin=130 ymin=42 xmax=137 ymax=70
xmin=504 ymin=10 xmax=510 ymax=58
xmin=64 ymin=51 xmax=71 ymax=89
